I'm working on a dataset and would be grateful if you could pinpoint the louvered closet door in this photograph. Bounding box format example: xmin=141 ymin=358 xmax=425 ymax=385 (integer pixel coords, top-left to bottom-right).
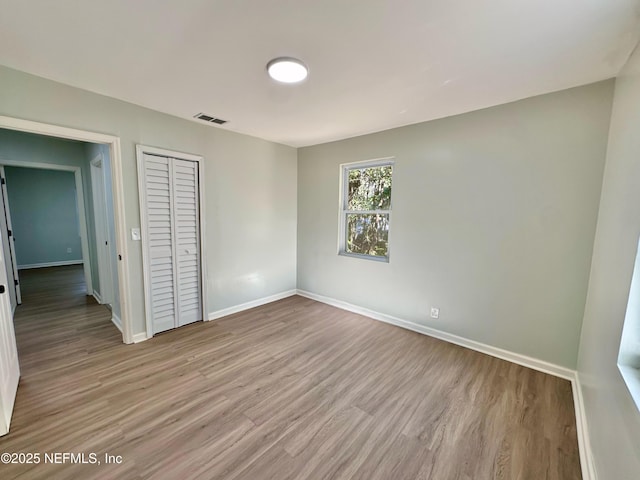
xmin=173 ymin=159 xmax=202 ymax=326
xmin=141 ymin=154 xmax=202 ymax=335
xmin=143 ymin=154 xmax=177 ymax=334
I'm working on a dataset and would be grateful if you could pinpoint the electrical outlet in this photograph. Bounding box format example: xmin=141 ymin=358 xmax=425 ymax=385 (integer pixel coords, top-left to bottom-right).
xmin=430 ymin=307 xmax=440 ymax=319
xmin=67 ymin=248 xmax=72 ymax=254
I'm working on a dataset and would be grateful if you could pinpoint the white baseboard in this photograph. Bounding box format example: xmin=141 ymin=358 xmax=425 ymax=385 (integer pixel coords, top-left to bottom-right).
xmin=111 ymin=313 xmax=122 ymax=332
xmin=18 ymin=260 xmax=83 ymax=270
xmin=93 ymin=290 xmax=103 ymax=305
xmin=131 ymin=332 xmax=148 ymax=343
xmin=296 ymin=289 xmax=575 ymax=380
xmin=571 ymin=372 xmax=597 ymax=480
xmin=208 ymin=289 xmax=297 ymax=321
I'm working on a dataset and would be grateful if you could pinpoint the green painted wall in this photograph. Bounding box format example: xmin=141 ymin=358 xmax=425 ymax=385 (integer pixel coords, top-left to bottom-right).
xmin=0 ymin=65 xmax=298 ymax=337
xmin=0 ymin=128 xmax=98 ymax=288
xmin=298 ymin=81 xmax=614 ymax=369
xmin=4 ymin=167 xmax=82 ymax=267
xmin=577 ymin=44 xmax=640 ymax=477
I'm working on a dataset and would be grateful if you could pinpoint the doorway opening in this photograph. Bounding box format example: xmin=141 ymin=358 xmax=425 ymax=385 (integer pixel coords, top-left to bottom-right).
xmin=0 ymin=116 xmax=132 ymax=344
xmin=0 ymin=130 xmax=120 ymax=332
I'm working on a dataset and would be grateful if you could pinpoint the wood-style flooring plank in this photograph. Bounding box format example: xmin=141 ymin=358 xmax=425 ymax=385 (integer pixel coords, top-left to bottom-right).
xmin=0 ymin=265 xmax=581 ymax=479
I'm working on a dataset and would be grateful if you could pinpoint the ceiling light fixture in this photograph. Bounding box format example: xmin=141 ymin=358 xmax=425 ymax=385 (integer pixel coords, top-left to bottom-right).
xmin=267 ymin=57 xmax=308 ymax=83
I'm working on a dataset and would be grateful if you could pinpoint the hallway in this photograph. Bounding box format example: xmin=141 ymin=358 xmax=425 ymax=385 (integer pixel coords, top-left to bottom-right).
xmin=13 ymin=265 xmax=119 ymax=358
xmin=0 ymin=265 xmax=126 ymax=479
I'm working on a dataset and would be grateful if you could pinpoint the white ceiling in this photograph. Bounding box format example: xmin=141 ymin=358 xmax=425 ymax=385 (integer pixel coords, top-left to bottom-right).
xmin=0 ymin=0 xmax=639 ymax=147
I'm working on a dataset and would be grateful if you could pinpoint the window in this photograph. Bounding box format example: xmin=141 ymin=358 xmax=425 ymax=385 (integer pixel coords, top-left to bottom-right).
xmin=339 ymin=159 xmax=393 ymax=261
xmin=618 ymin=236 xmax=640 ymax=412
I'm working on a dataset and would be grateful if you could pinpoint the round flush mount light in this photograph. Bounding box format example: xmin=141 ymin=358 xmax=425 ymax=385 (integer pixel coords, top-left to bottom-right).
xmin=267 ymin=57 xmax=308 ymax=83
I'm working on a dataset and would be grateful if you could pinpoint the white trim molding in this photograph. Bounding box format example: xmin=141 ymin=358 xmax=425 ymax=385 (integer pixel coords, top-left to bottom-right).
xmin=296 ymin=289 xmax=574 ymax=380
xmin=93 ymin=291 xmax=103 ymax=305
xmin=209 ymin=290 xmax=297 ymax=321
xmin=571 ymin=372 xmax=598 ymax=480
xmin=18 ymin=260 xmax=84 ymax=270
xmin=0 ymin=115 xmax=133 ymax=345
xmin=131 ymin=332 xmax=148 ymax=343
xmin=111 ymin=313 xmax=122 ymax=332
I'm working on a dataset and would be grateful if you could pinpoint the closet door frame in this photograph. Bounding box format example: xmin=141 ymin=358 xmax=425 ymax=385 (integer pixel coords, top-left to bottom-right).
xmin=136 ymin=145 xmax=208 ymax=338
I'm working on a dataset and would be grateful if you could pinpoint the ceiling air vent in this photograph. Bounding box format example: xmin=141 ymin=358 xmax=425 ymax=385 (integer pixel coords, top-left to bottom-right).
xmin=194 ymin=113 xmax=228 ymax=125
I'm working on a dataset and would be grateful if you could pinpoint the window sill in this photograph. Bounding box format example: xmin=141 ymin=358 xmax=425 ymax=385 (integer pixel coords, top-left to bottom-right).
xmin=338 ymin=251 xmax=389 ymax=263
xmin=618 ymin=364 xmax=640 ymax=412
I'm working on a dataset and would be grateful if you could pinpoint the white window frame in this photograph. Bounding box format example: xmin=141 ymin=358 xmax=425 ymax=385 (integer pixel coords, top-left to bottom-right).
xmin=618 ymin=235 xmax=640 ymax=413
xmin=338 ymin=157 xmax=394 ymax=262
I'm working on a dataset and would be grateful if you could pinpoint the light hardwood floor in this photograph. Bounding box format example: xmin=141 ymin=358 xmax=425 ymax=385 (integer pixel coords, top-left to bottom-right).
xmin=0 ymin=266 xmax=581 ymax=479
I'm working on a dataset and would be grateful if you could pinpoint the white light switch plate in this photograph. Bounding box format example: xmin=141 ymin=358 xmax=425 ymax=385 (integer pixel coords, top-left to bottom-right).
xmin=131 ymin=228 xmax=141 ymax=241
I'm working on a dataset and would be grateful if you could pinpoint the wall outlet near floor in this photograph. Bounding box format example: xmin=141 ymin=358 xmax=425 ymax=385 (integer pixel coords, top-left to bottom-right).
xmin=67 ymin=248 xmax=72 ymax=253
xmin=430 ymin=307 xmax=440 ymax=319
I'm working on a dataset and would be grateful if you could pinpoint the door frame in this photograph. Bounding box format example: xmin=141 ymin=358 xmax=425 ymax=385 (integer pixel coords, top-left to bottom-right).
xmin=136 ymin=144 xmax=208 ymax=339
xmin=0 ymin=166 xmax=20 ymax=310
xmin=89 ymin=153 xmax=114 ymax=306
xmin=0 ymin=116 xmax=134 ymax=344
xmin=0 ymin=161 xmax=94 ymax=294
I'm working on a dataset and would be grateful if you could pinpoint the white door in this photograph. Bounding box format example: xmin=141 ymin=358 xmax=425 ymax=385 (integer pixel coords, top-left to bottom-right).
xmin=0 ymin=167 xmax=20 ymax=308
xmin=0 ymin=233 xmax=20 ymax=436
xmin=139 ymin=154 xmax=202 ymax=335
xmin=90 ymin=157 xmax=113 ymax=305
xmin=173 ymin=159 xmax=202 ymax=327
xmin=142 ymin=155 xmax=176 ymax=334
